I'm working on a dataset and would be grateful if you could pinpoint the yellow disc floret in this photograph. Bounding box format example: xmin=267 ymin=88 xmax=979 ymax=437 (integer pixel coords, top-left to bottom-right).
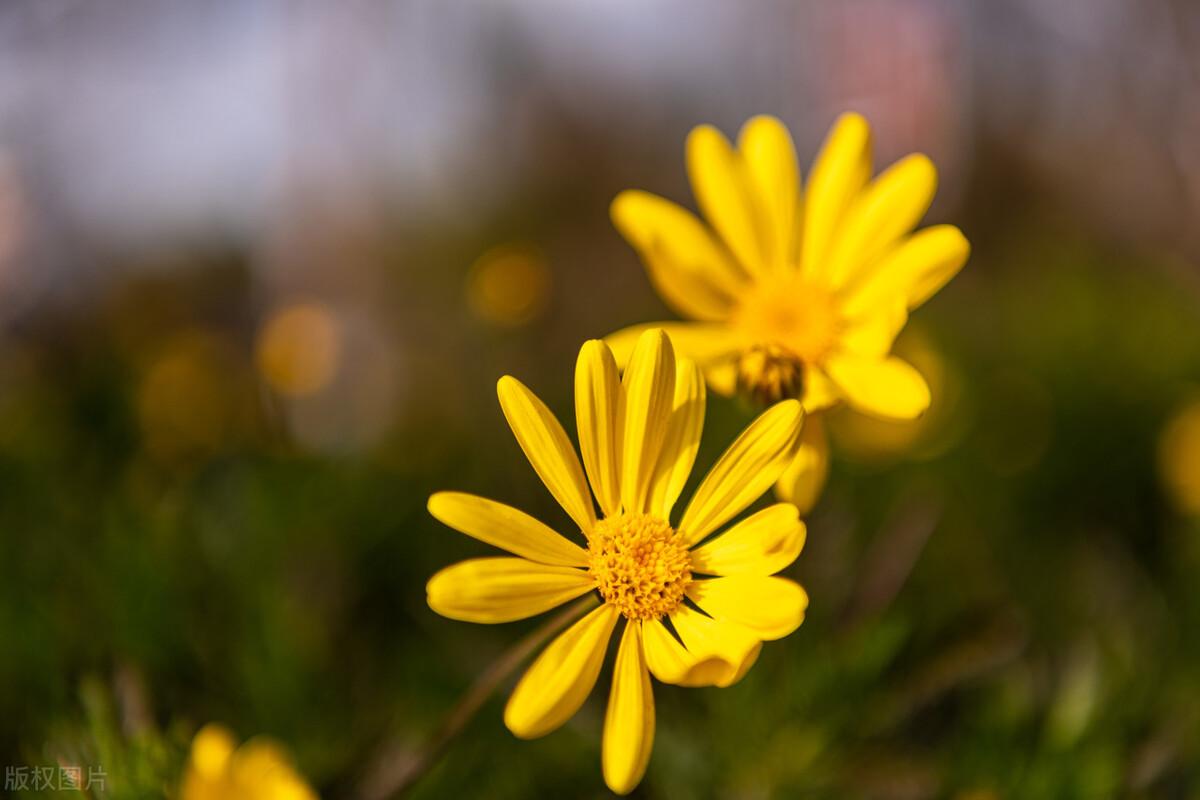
xmin=731 ymin=276 xmax=843 ymax=404
xmin=588 ymin=513 xmax=692 ymax=621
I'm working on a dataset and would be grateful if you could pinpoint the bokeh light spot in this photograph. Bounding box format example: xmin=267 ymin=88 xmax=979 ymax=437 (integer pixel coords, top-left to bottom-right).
xmin=256 ymin=303 xmax=341 ymax=397
xmin=466 ymin=244 xmax=550 ymax=327
xmin=1158 ymin=397 xmax=1200 ymax=516
xmin=138 ymin=331 xmax=237 ymax=462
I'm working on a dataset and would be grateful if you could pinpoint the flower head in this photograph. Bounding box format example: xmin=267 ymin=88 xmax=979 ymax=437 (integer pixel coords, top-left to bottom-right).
xmin=427 ymin=330 xmax=809 ymax=794
xmin=179 ymin=724 xmax=317 ymax=800
xmin=607 ymin=113 xmax=969 ymax=507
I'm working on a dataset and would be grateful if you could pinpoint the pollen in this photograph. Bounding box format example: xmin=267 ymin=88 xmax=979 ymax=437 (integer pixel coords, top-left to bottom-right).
xmin=587 ymin=513 xmax=692 ymax=621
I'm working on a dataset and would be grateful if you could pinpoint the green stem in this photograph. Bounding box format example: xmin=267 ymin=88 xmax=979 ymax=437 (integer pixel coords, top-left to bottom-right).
xmin=362 ymin=596 xmax=597 ymax=800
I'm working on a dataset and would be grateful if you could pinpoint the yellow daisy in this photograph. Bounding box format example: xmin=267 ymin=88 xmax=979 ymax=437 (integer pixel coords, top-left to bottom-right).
xmin=427 ymin=329 xmax=808 ymax=794
xmin=607 ymin=113 xmax=969 ymax=509
xmin=179 ymin=724 xmax=318 ymax=800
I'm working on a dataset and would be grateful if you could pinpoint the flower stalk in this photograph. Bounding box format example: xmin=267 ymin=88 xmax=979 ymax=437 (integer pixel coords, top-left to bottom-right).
xmin=361 ymin=596 xmax=597 ymax=800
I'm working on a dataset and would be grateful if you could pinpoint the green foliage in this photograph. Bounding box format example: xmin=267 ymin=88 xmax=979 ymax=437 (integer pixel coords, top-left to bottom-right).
xmin=3 ymin=230 xmax=1199 ymax=798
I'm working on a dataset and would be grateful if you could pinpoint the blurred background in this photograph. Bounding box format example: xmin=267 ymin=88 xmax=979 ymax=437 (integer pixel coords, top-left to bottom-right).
xmin=3 ymin=0 xmax=1200 ymax=797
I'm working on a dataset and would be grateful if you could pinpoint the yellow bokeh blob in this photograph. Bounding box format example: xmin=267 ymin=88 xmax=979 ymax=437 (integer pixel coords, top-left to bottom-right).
xmin=1159 ymin=397 xmax=1200 ymax=516
xmin=466 ymin=245 xmax=550 ymax=327
xmin=256 ymin=303 xmax=341 ymax=397
xmin=137 ymin=331 xmax=235 ymax=461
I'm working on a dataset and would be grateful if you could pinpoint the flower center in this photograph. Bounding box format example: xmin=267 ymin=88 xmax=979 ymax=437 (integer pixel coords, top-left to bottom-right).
xmin=587 ymin=513 xmax=692 ymax=621
xmin=731 ymin=277 xmax=842 ymax=403
xmin=736 ymin=343 xmax=806 ymax=405
xmin=735 ymin=278 xmax=842 ymax=362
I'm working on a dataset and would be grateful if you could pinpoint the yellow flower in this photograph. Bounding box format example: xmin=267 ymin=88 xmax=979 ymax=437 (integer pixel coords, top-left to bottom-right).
xmin=607 ymin=113 xmax=969 ymax=509
xmin=427 ymin=330 xmax=808 ymax=794
xmin=180 ymin=724 xmax=318 ymax=800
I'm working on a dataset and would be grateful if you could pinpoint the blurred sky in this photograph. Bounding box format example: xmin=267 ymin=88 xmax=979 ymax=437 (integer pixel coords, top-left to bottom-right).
xmin=3 ymin=0 xmax=1199 ymax=285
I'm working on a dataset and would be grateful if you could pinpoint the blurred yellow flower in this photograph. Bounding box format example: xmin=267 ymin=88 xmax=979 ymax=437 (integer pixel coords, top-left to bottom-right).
xmin=1159 ymin=397 xmax=1200 ymax=516
xmin=180 ymin=724 xmax=317 ymax=800
xmin=607 ymin=113 xmax=968 ymax=508
xmin=427 ymin=329 xmax=808 ymax=794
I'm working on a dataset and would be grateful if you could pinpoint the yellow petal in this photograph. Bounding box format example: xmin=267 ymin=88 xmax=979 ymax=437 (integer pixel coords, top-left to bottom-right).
xmin=641 ymin=617 xmax=698 ymax=684
xmin=687 ymin=576 xmax=808 ymax=640
xmin=690 ymin=503 xmax=806 ymax=576
xmin=841 ymin=224 xmax=970 ymax=314
xmin=667 ymin=605 xmax=762 ymax=687
xmin=738 ymin=115 xmax=800 ymax=272
xmin=189 ymin=724 xmax=236 ymax=778
xmin=679 ymin=399 xmax=805 ymax=546
xmin=800 ymin=112 xmax=872 ymax=279
xmin=621 ymin=329 xmax=676 ymax=514
xmin=824 ymin=154 xmax=938 ymax=289
xmin=575 ymin=341 xmax=624 ymax=517
xmin=497 ymin=376 xmax=596 ymax=534
xmin=428 ymin=492 xmax=588 ymax=567
xmin=505 ymin=604 xmax=618 ymax=739
xmin=602 ymin=622 xmax=655 ymax=795
xmin=773 ymin=415 xmax=830 ymax=514
xmin=824 ymin=354 xmax=931 ymax=420
xmin=687 ymin=124 xmax=767 ymax=275
xmin=673 ymin=645 xmax=762 ymax=688
xmin=902 ymin=226 xmax=969 ymax=308
xmin=229 ymin=740 xmax=316 ymax=800
xmin=838 ymin=298 xmax=908 ymax=357
xmin=801 ymin=365 xmax=840 ymax=413
xmin=612 ymin=190 xmax=745 ymax=320
xmin=606 ymin=322 xmax=742 ymax=369
xmin=648 ymin=357 xmax=706 ymax=518
xmin=426 ymin=558 xmax=594 ymax=623
xmin=179 ymin=767 xmax=224 ymax=800
xmin=705 ymin=359 xmax=739 ymax=396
